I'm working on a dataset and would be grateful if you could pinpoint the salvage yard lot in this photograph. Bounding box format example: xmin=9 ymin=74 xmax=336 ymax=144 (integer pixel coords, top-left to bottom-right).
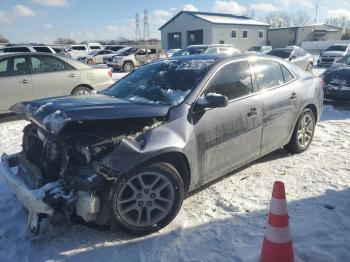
xmin=0 ymin=102 xmax=349 ymax=262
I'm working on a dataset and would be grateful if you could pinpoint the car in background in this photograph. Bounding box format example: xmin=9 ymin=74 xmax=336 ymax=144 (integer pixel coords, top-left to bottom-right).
xmin=77 ymin=49 xmax=115 ymax=64
xmin=247 ymin=45 xmax=272 ymax=54
xmin=266 ymin=47 xmax=314 ymax=71
xmin=0 ymin=52 xmax=114 ymax=114
xmin=1 ymin=54 xmax=323 ymax=235
xmin=62 ymin=43 xmax=103 ymax=59
xmin=166 ymin=49 xmax=181 ymax=57
xmin=317 ymin=44 xmax=350 ymax=67
xmin=105 ymin=45 xmax=125 ymax=52
xmin=0 ymin=45 xmax=56 ymax=54
xmin=106 ymin=47 xmax=166 ymax=72
xmin=323 ymin=54 xmax=350 ymax=100
xmin=172 ymin=44 xmax=240 ymax=57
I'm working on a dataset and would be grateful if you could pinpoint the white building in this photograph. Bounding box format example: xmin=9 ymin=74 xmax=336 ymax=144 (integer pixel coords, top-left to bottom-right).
xmin=159 ymin=11 xmax=270 ymax=52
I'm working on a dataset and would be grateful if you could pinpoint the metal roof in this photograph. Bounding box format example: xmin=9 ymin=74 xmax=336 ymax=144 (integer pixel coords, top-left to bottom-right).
xmin=159 ymin=11 xmax=269 ymax=30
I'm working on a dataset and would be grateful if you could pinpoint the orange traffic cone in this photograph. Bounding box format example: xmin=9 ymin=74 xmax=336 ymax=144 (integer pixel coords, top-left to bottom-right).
xmin=260 ymin=181 xmax=294 ymax=262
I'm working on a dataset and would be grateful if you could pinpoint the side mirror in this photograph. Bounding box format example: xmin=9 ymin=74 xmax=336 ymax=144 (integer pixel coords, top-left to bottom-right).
xmin=195 ymin=93 xmax=228 ymax=111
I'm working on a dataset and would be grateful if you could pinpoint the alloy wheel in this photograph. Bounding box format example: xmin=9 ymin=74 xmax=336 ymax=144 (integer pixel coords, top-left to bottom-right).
xmin=297 ymin=114 xmax=314 ymax=148
xmin=116 ymin=172 xmax=175 ymax=227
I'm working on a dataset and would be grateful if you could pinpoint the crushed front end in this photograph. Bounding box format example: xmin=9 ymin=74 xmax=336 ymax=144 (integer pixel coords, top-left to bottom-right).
xmin=1 ymin=116 xmax=163 ymax=234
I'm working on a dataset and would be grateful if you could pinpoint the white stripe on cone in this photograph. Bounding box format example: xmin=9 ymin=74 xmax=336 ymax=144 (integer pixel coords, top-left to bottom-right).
xmin=264 ymin=224 xmax=292 ymax=243
xmin=269 ymin=197 xmax=288 ymax=215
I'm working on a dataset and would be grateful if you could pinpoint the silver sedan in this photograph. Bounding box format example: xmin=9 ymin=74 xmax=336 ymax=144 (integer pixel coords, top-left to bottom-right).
xmin=0 ymin=52 xmax=114 ymax=114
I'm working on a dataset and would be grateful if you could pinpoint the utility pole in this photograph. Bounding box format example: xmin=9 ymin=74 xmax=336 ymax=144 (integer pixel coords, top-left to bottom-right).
xmin=143 ymin=9 xmax=151 ymax=43
xmin=135 ymin=12 xmax=141 ymax=43
xmin=315 ymin=4 xmax=318 ymax=23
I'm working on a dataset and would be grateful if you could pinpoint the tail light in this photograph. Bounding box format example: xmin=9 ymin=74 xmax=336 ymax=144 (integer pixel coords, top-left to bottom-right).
xmin=108 ymin=70 xmax=112 ymax=78
xmin=319 ymin=74 xmax=324 ymax=87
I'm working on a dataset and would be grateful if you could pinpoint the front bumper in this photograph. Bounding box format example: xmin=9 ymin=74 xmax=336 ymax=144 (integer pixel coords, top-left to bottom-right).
xmin=0 ymin=153 xmax=58 ymax=232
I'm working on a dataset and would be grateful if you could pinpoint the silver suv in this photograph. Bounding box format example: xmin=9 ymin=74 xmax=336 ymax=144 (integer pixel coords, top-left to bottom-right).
xmin=106 ymin=47 xmax=166 ymax=72
xmin=317 ymin=44 xmax=350 ymax=67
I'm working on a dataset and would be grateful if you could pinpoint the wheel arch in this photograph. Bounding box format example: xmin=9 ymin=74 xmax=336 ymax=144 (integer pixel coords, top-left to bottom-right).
xmin=305 ymin=103 xmax=318 ymax=123
xmin=131 ymin=151 xmax=191 ymax=194
xmin=71 ymin=84 xmax=94 ymax=95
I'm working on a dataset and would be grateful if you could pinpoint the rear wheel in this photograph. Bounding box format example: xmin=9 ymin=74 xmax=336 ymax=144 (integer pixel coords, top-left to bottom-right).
xmin=122 ymin=61 xmax=134 ymax=72
xmin=108 ymin=162 xmax=184 ymax=235
xmin=285 ymin=108 xmax=315 ymax=154
xmin=72 ymin=85 xmax=92 ymax=95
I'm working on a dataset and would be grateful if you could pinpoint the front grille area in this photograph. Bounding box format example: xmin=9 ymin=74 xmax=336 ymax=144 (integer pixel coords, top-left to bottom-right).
xmin=321 ymin=58 xmax=334 ymax=63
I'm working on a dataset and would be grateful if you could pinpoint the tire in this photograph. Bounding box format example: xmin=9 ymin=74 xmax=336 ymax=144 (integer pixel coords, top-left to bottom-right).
xmin=284 ymin=108 xmax=315 ymax=154
xmin=122 ymin=61 xmax=134 ymax=72
xmin=108 ymin=162 xmax=184 ymax=235
xmin=72 ymin=85 xmax=92 ymax=95
xmin=306 ymin=63 xmax=313 ymax=72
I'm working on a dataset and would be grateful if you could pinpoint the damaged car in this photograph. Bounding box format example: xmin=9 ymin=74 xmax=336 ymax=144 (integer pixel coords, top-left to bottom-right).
xmin=1 ymin=54 xmax=323 ymax=235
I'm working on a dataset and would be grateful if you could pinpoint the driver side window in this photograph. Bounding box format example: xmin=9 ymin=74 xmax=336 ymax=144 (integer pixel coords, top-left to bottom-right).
xmin=204 ymin=61 xmax=253 ymax=101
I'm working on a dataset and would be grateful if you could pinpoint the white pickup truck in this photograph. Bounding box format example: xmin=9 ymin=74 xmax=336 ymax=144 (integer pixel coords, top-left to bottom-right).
xmin=62 ymin=43 xmax=103 ymax=60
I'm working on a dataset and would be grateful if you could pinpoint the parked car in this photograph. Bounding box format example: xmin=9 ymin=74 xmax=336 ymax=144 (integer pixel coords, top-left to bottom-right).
xmin=77 ymin=49 xmax=115 ymax=65
xmin=62 ymin=43 xmax=103 ymax=60
xmin=106 ymin=47 xmax=166 ymax=72
xmin=247 ymin=45 xmax=272 ymax=54
xmin=172 ymin=44 xmax=240 ymax=57
xmin=317 ymin=44 xmax=350 ymax=67
xmin=266 ymin=47 xmax=314 ymax=71
xmin=0 ymin=44 xmax=56 ymax=53
xmin=323 ymin=54 xmax=350 ymax=100
xmin=166 ymin=49 xmax=181 ymax=57
xmin=0 ymin=52 xmax=114 ymax=114
xmin=1 ymin=54 xmax=323 ymax=235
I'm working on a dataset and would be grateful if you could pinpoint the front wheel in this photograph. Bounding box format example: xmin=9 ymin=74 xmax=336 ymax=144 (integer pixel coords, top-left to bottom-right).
xmin=108 ymin=162 xmax=184 ymax=235
xmin=122 ymin=61 xmax=134 ymax=72
xmin=285 ymin=108 xmax=315 ymax=154
xmin=72 ymin=85 xmax=92 ymax=95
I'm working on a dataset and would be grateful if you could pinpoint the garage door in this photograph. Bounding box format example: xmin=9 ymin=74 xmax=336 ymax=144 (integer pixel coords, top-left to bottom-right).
xmin=168 ymin=32 xmax=182 ymax=49
xmin=187 ymin=30 xmax=203 ymax=46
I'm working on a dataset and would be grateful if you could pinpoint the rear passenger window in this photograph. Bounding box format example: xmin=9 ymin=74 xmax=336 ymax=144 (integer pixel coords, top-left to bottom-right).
xmin=281 ymin=65 xmax=295 ymax=82
xmin=31 ymin=55 xmax=74 ymax=73
xmin=205 ymin=61 xmax=252 ymax=100
xmin=33 ymin=47 xmax=52 ymax=53
xmin=254 ymin=60 xmax=285 ymax=90
xmin=0 ymin=59 xmax=8 ymax=75
xmin=3 ymin=47 xmax=30 ymax=52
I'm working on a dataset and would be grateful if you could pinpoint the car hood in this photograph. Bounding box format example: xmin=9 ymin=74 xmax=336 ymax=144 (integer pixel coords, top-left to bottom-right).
xmin=321 ymin=51 xmax=345 ymax=57
xmin=324 ymin=66 xmax=350 ymax=88
xmin=11 ymin=94 xmax=170 ymax=135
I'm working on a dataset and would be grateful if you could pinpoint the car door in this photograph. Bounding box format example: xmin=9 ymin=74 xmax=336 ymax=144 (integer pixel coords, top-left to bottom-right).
xmin=135 ymin=49 xmax=149 ymax=65
xmin=193 ymin=60 xmax=263 ymax=181
xmin=254 ymin=59 xmax=301 ymax=154
xmin=30 ymin=54 xmax=80 ymax=98
xmin=0 ymin=55 xmax=34 ymax=113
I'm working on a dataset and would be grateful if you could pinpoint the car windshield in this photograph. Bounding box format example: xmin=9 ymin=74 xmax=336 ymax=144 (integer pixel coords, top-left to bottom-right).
xmin=325 ymin=45 xmax=347 ymax=52
xmin=115 ymin=47 xmax=137 ymax=56
xmin=88 ymin=50 xmax=99 ymax=55
xmin=104 ymin=59 xmax=215 ymax=105
xmin=248 ymin=46 xmax=261 ymax=51
xmin=266 ymin=49 xmax=292 ymax=58
xmin=338 ymin=55 xmax=350 ymax=65
xmin=173 ymin=47 xmax=207 ymax=57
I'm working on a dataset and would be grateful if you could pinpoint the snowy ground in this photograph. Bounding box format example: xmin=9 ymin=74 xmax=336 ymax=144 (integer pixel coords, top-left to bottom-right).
xmin=0 ymin=101 xmax=350 ymax=261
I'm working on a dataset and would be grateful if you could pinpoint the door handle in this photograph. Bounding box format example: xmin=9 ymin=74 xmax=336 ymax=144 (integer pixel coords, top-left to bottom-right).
xmin=247 ymin=108 xmax=257 ymax=117
xmin=290 ymin=92 xmax=297 ymax=99
xmin=67 ymin=74 xmax=75 ymax=78
xmin=19 ymin=79 xmax=29 ymax=84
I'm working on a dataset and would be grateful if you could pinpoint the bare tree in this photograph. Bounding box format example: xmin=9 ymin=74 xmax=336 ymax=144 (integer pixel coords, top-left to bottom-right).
xmin=290 ymin=10 xmax=311 ymax=26
xmin=0 ymin=34 xmax=9 ymax=43
xmin=264 ymin=11 xmax=292 ymax=28
xmin=53 ymin=38 xmax=76 ymax=45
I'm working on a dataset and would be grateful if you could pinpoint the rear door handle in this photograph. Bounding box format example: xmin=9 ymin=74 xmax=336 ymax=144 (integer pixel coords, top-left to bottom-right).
xmin=290 ymin=92 xmax=297 ymax=99
xmin=19 ymin=79 xmax=29 ymax=84
xmin=67 ymin=73 xmax=76 ymax=78
xmin=247 ymin=108 xmax=257 ymax=117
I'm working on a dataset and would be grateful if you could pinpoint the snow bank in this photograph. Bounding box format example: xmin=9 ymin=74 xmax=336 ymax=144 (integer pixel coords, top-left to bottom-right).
xmin=0 ymin=104 xmax=349 ymax=261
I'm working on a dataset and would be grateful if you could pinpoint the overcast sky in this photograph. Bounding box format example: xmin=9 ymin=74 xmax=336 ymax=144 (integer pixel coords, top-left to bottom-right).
xmin=1 ymin=0 xmax=349 ymax=43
